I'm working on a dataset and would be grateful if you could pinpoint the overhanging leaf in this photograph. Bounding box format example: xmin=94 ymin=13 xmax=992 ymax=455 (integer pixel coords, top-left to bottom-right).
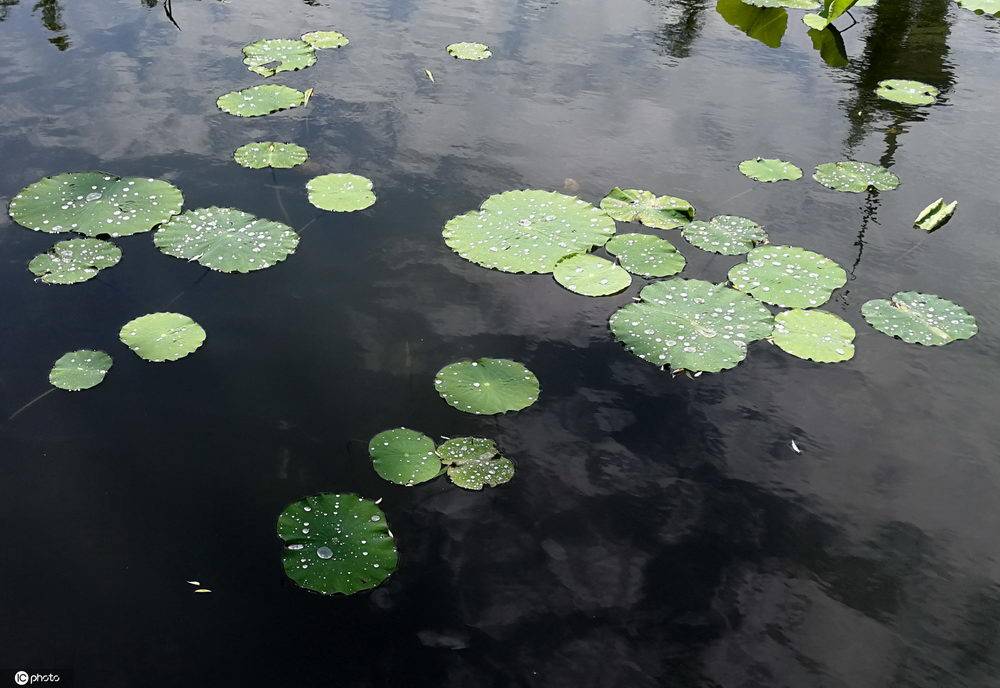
xmin=772 ymin=309 xmax=855 ymax=362
xmin=728 ymin=245 xmax=847 ymax=308
xmin=914 ymin=198 xmax=957 ymax=232
xmin=434 ymin=358 xmax=539 ymax=415
xmin=277 ymin=493 xmax=397 ymax=595
xmin=744 ymin=0 xmax=817 ymax=6
xmin=9 ymin=172 xmax=183 ymax=237
xmin=301 ymin=30 xmax=349 ymax=49
xmin=716 ymin=0 xmax=788 ymax=48
xmin=216 ymin=84 xmax=311 ymax=117
xmin=119 ymin=312 xmax=206 ymax=362
xmin=605 ymin=233 xmax=686 ymax=278
xmin=553 ymin=253 xmax=632 ymax=296
xmin=447 ymin=42 xmax=492 ymax=60
xmin=443 ymin=190 xmax=615 ymax=274
xmin=599 ymin=187 xmax=695 ymax=230
xmin=28 ymin=238 xmax=121 ymax=284
xmin=682 ymin=215 xmax=767 ymax=255
xmin=242 ymin=38 xmax=316 ymax=77
xmin=609 ymin=278 xmax=774 ymax=373
xmin=234 ymin=142 xmax=308 ymax=169
xmin=813 ymin=161 xmax=899 ymax=193
xmin=739 ymin=158 xmax=802 ymax=183
xmin=807 ymin=26 xmax=849 ymax=68
xmin=875 ymin=79 xmax=939 ymax=106
xmin=49 ymin=350 xmax=112 ymax=391
xmin=154 ymin=207 xmax=299 ymax=273
xmin=861 ymin=292 xmax=977 ymax=346
xmin=368 ymin=428 xmax=441 ymax=486
xmin=306 ymin=173 xmax=376 ymax=212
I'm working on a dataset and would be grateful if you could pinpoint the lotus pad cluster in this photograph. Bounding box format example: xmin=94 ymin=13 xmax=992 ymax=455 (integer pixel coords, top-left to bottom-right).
xmin=369 ymin=430 xmax=515 ymax=491
xmin=729 ymin=246 xmax=846 ymax=308
xmin=599 ymin=188 xmax=695 ymax=230
xmin=242 ymin=38 xmax=316 ymax=77
xmin=277 ymin=493 xmax=397 ymax=595
xmin=29 ymin=238 xmax=122 ymax=284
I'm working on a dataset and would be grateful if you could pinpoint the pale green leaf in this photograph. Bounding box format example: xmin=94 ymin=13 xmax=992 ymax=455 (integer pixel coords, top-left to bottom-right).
xmin=772 ymin=309 xmax=855 ymax=362
xmin=242 ymin=38 xmax=316 ymax=77
xmin=28 ymin=238 xmax=121 ymax=284
xmin=813 ymin=161 xmax=899 ymax=193
xmin=956 ymin=0 xmax=1000 ymax=15
xmin=553 ymin=253 xmax=632 ymax=296
xmin=605 ymin=233 xmax=685 ymax=278
xmin=306 ymin=173 xmax=376 ymax=212
xmin=301 ymin=30 xmax=349 ymax=49
xmin=729 ymin=245 xmax=846 ymax=308
xmin=119 ymin=312 xmax=206 ymax=362
xmin=861 ymin=292 xmax=977 ymax=346
xmin=447 ymin=42 xmax=492 ymax=60
xmin=599 ymin=187 xmax=695 ymax=230
xmin=216 ymin=84 xmax=311 ymax=117
xmin=914 ymin=198 xmax=957 ymax=232
xmin=49 ymin=350 xmax=112 ymax=391
xmin=875 ymin=79 xmax=939 ymax=106
xmin=234 ymin=142 xmax=308 ymax=169
xmin=682 ymin=215 xmax=767 ymax=255
xmin=738 ymin=158 xmax=803 ymax=183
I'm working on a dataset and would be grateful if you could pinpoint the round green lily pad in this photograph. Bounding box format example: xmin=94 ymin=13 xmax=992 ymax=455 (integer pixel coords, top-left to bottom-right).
xmin=682 ymin=215 xmax=767 ymax=255
xmin=875 ymin=79 xmax=939 ymax=106
xmin=242 ymin=38 xmax=316 ymax=77
xmin=234 ymin=142 xmax=308 ymax=170
xmin=609 ymin=278 xmax=774 ymax=373
xmin=772 ymin=309 xmax=855 ymax=362
xmin=813 ymin=161 xmax=900 ymax=193
xmin=738 ymin=158 xmax=803 ymax=183
xmin=553 ymin=253 xmax=632 ymax=296
xmin=306 ymin=173 xmax=376 ymax=212
xmin=436 ymin=437 xmax=513 ymax=490
xmin=861 ymin=292 xmax=977 ymax=346
xmin=154 ymin=207 xmax=299 ymax=274
xmin=28 ymin=238 xmax=121 ymax=285
xmin=605 ymin=233 xmax=685 ymax=278
xmin=729 ymin=245 xmax=847 ymax=308
xmin=956 ymin=0 xmax=1000 ymax=15
xmin=119 ymin=312 xmax=206 ymax=362
xmin=277 ymin=493 xmax=397 ymax=595
xmin=216 ymin=84 xmax=311 ymax=117
xmin=447 ymin=42 xmax=492 ymax=60
xmin=599 ymin=188 xmax=695 ymax=230
xmin=301 ymin=30 xmax=349 ymax=49
xmin=9 ymin=172 xmax=183 ymax=237
xmin=443 ymin=190 xmax=615 ymax=274
xmin=368 ymin=428 xmax=441 ymax=486
xmin=49 ymin=350 xmax=113 ymax=391
xmin=434 ymin=358 xmax=539 ymax=415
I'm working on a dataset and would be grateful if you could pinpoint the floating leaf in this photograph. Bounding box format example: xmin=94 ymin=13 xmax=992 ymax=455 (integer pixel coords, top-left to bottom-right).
xmin=553 ymin=253 xmax=632 ymax=297
xmin=9 ymin=172 xmax=183 ymax=237
xmin=368 ymin=428 xmax=441 ymax=486
xmin=443 ymin=190 xmax=615 ymax=274
xmin=233 ymin=142 xmax=308 ymax=170
xmin=813 ymin=161 xmax=899 ymax=193
xmin=119 ymin=312 xmax=206 ymax=362
xmin=154 ymin=207 xmax=299 ymax=273
xmin=861 ymin=292 xmax=977 ymax=346
xmin=216 ymin=84 xmax=311 ymax=117
xmin=599 ymin=187 xmax=695 ymax=230
xmin=242 ymin=38 xmax=316 ymax=77
xmin=28 ymin=238 xmax=121 ymax=285
xmin=772 ymin=309 xmax=855 ymax=362
xmin=447 ymin=42 xmax=492 ymax=60
xmin=306 ymin=173 xmax=376 ymax=212
xmin=609 ymin=278 xmax=774 ymax=373
xmin=682 ymin=215 xmax=767 ymax=255
xmin=301 ymin=30 xmax=349 ymax=49
xmin=716 ymin=0 xmax=788 ymax=48
xmin=739 ymin=158 xmax=802 ymax=183
xmin=49 ymin=350 xmax=112 ymax=391
xmin=744 ymin=0 xmax=817 ymax=6
xmin=434 ymin=358 xmax=539 ymax=415
xmin=436 ymin=437 xmax=513 ymax=490
xmin=875 ymin=79 xmax=939 ymax=106
xmin=955 ymin=0 xmax=1000 ymax=15
xmin=277 ymin=493 xmax=397 ymax=595
xmin=729 ymin=245 xmax=846 ymax=308
xmin=605 ymin=233 xmax=685 ymax=278
xmin=914 ymin=198 xmax=957 ymax=232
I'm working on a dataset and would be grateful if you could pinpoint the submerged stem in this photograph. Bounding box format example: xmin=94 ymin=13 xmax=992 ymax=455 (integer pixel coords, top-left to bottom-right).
xmin=8 ymin=387 xmax=55 ymax=421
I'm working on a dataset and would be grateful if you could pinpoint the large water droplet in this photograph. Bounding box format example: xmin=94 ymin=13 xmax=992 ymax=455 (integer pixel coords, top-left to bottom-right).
xmin=86 ymin=192 xmax=103 ymax=202
xmin=316 ymin=546 xmax=333 ymax=560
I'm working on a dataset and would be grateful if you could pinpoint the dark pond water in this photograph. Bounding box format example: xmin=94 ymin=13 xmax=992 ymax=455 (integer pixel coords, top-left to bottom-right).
xmin=2 ymin=0 xmax=1000 ymax=685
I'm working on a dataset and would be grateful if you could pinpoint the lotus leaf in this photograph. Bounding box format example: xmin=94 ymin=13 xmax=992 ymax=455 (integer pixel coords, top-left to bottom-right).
xmin=609 ymin=278 xmax=774 ymax=373
xmin=745 ymin=0 xmax=817 ymax=7
xmin=436 ymin=437 xmax=498 ymax=464
xmin=599 ymin=187 xmax=695 ymax=230
xmin=216 ymin=84 xmax=311 ymax=117
xmin=739 ymin=158 xmax=802 ymax=183
xmin=716 ymin=0 xmax=788 ymax=48
xmin=119 ymin=312 xmax=206 ymax=362
xmin=605 ymin=233 xmax=685 ymax=278
xmin=242 ymin=38 xmax=316 ymax=77
xmin=154 ymin=207 xmax=299 ymax=273
xmin=861 ymin=292 xmax=977 ymax=346
xmin=443 ymin=190 xmax=615 ymax=274
xmin=914 ymin=198 xmax=957 ymax=232
xmin=802 ymin=0 xmax=860 ymax=29
xmin=434 ymin=358 xmax=539 ymax=415
xmin=446 ymin=42 xmax=492 ymax=60
xmin=306 ymin=173 xmax=376 ymax=212
xmin=875 ymin=79 xmax=939 ymax=106
xmin=234 ymin=142 xmax=308 ymax=169
xmin=813 ymin=161 xmax=899 ymax=193
xmin=9 ymin=172 xmax=183 ymax=237
xmin=729 ymin=245 xmax=846 ymax=308
xmin=301 ymin=31 xmax=349 ymax=49
xmin=49 ymin=350 xmax=112 ymax=391
xmin=682 ymin=215 xmax=767 ymax=255
xmin=956 ymin=0 xmax=1000 ymax=15
xmin=436 ymin=437 xmax=513 ymax=490
xmin=368 ymin=428 xmax=441 ymax=486
xmin=29 ymin=238 xmax=121 ymax=284
xmin=772 ymin=309 xmax=855 ymax=362
xmin=277 ymin=493 xmax=397 ymax=595
xmin=808 ymin=26 xmax=849 ymax=68
xmin=553 ymin=254 xmax=631 ymax=297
